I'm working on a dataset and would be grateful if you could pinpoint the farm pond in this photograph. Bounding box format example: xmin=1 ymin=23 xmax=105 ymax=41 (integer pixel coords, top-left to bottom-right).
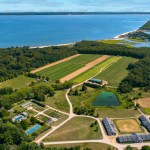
xmin=92 ymin=91 xmax=120 ymax=106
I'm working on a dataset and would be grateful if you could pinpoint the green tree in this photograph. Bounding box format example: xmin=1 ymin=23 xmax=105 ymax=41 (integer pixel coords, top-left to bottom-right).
xmin=20 ymin=120 xmax=28 ymax=130
xmin=82 ymin=84 xmax=87 ymax=92
xmin=141 ymin=146 xmax=150 ymax=150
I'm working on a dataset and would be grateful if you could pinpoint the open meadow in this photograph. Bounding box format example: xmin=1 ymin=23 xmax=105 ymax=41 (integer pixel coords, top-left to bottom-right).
xmin=43 ymin=117 xmax=102 ymax=142
xmin=36 ymin=54 xmax=101 ymax=81
xmin=45 ymin=90 xmax=69 ymax=113
xmin=95 ymin=57 xmax=138 ymax=87
xmin=0 ymin=75 xmax=36 ymax=89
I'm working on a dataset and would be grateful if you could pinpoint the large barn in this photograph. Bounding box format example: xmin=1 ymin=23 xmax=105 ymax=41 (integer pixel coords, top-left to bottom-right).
xmin=139 ymin=115 xmax=150 ymax=132
xmin=117 ymin=133 xmax=150 ymax=143
xmin=102 ymin=117 xmax=116 ymax=136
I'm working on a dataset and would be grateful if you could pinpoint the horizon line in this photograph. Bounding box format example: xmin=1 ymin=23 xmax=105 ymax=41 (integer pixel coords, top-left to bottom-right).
xmin=0 ymin=12 xmax=150 ymax=15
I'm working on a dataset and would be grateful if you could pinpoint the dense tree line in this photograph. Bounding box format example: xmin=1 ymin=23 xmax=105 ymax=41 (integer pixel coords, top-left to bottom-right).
xmin=74 ymin=41 xmax=150 ymax=58
xmin=0 ymin=85 xmax=55 ymax=110
xmin=118 ymin=57 xmax=150 ymax=93
xmin=0 ymin=46 xmax=77 ymax=82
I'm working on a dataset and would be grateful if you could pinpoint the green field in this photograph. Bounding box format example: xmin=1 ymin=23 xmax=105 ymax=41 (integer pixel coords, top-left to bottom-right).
xmin=96 ymin=108 xmax=141 ymax=118
xmin=95 ymin=57 xmax=137 ymax=87
xmin=71 ymin=56 xmax=118 ymax=83
xmin=45 ymin=90 xmax=69 ymax=113
xmin=46 ymin=143 xmax=117 ymax=150
xmin=143 ymin=108 xmax=150 ymax=115
xmin=43 ymin=117 xmax=102 ymax=141
xmin=36 ymin=54 xmax=101 ymax=81
xmin=0 ymin=75 xmax=36 ymax=89
xmin=69 ymin=86 xmax=98 ymax=108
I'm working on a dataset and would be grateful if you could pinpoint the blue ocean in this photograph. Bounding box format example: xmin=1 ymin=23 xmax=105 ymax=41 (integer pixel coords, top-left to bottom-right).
xmin=0 ymin=15 xmax=150 ymax=48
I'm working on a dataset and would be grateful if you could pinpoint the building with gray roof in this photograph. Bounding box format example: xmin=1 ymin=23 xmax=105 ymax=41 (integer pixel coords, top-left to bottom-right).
xmin=139 ymin=115 xmax=150 ymax=132
xmin=102 ymin=117 xmax=116 ymax=136
xmin=117 ymin=133 xmax=150 ymax=143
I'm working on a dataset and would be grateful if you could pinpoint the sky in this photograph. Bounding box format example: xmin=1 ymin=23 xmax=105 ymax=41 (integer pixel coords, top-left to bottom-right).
xmin=0 ymin=0 xmax=150 ymax=12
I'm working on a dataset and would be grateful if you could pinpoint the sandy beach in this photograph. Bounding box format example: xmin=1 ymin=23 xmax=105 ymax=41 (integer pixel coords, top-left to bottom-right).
xmin=114 ymin=29 xmax=138 ymax=39
xmin=30 ymin=43 xmax=75 ymax=49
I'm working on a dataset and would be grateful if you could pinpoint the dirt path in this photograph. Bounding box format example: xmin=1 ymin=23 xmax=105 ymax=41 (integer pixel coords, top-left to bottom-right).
xmin=31 ymin=54 xmax=81 ymax=73
xmin=60 ymin=55 xmax=110 ymax=82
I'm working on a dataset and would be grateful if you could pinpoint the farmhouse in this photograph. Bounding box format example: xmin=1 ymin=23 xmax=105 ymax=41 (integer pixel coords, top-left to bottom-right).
xmin=139 ymin=115 xmax=150 ymax=132
xmin=102 ymin=117 xmax=116 ymax=136
xmin=117 ymin=133 xmax=150 ymax=143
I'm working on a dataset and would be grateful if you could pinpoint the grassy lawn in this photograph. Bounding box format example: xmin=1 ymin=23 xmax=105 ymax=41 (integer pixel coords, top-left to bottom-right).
xmin=114 ymin=119 xmax=143 ymax=134
xmin=143 ymin=108 xmax=150 ymax=115
xmin=36 ymin=115 xmax=49 ymax=122
xmin=69 ymin=86 xmax=98 ymax=108
xmin=36 ymin=54 xmax=101 ymax=81
xmin=26 ymin=109 xmax=37 ymax=116
xmin=0 ymin=75 xmax=36 ymax=89
xmin=46 ymin=143 xmax=117 ymax=150
xmin=45 ymin=90 xmax=69 ymax=113
xmin=71 ymin=56 xmax=118 ymax=83
xmin=31 ymin=102 xmax=46 ymax=111
xmin=95 ymin=57 xmax=138 ymax=87
xmin=96 ymin=108 xmax=141 ymax=118
xmin=43 ymin=117 xmax=102 ymax=142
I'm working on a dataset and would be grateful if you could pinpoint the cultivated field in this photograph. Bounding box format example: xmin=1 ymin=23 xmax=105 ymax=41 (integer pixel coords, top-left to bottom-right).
xmin=114 ymin=119 xmax=143 ymax=134
xmin=43 ymin=117 xmax=102 ymax=142
xmin=136 ymin=98 xmax=150 ymax=108
xmin=0 ymin=75 xmax=36 ymax=89
xmin=36 ymin=54 xmax=101 ymax=81
xmin=71 ymin=56 xmax=119 ymax=83
xmin=60 ymin=55 xmax=110 ymax=82
xmin=31 ymin=54 xmax=80 ymax=73
xmin=95 ymin=57 xmax=137 ymax=86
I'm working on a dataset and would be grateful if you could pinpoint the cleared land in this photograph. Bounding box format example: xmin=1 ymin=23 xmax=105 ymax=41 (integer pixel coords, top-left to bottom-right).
xmin=31 ymin=54 xmax=80 ymax=73
xmin=71 ymin=56 xmax=119 ymax=83
xmin=0 ymin=75 xmax=36 ymax=89
xmin=95 ymin=57 xmax=137 ymax=86
xmin=60 ymin=55 xmax=110 ymax=82
xmin=43 ymin=117 xmax=102 ymax=142
xmin=136 ymin=98 xmax=150 ymax=108
xmin=114 ymin=119 xmax=143 ymax=134
xmin=45 ymin=90 xmax=69 ymax=113
xmin=46 ymin=143 xmax=117 ymax=150
xmin=36 ymin=54 xmax=101 ymax=81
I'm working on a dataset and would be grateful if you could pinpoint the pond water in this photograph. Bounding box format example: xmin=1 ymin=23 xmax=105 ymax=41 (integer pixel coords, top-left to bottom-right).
xmin=92 ymin=91 xmax=120 ymax=106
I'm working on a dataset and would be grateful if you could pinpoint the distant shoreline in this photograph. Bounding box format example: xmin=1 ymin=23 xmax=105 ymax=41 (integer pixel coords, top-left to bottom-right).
xmin=30 ymin=43 xmax=75 ymax=49
xmin=114 ymin=30 xmax=138 ymax=39
xmin=1 ymin=12 xmax=150 ymax=15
